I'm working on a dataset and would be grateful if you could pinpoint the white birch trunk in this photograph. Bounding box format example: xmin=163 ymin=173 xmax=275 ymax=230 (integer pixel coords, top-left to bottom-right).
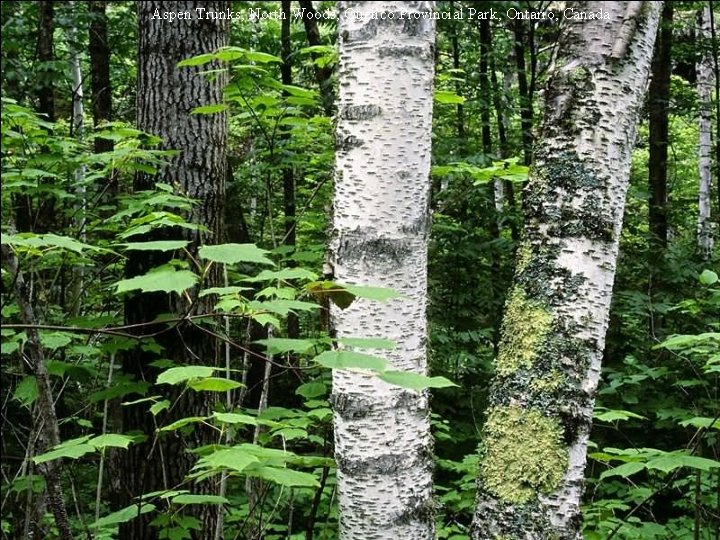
xmin=67 ymin=9 xmax=86 ymax=316
xmin=330 ymin=2 xmax=436 ymax=538
xmin=471 ymin=3 xmax=662 ymax=539
xmin=697 ymin=5 xmax=715 ymax=258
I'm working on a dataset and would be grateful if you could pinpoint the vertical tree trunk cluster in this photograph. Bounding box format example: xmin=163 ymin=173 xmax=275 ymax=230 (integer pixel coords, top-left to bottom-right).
xmin=471 ymin=3 xmax=662 ymax=539
xmin=330 ymin=2 xmax=436 ymax=538
xmin=120 ymin=3 xmax=228 ymax=539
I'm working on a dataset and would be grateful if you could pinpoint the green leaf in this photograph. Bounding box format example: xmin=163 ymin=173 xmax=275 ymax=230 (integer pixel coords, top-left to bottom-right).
xmin=191 ymin=104 xmax=228 ymax=115
xmin=435 ymin=90 xmax=466 ymax=104
xmin=312 ymin=350 xmax=387 ymax=371
xmin=198 ymin=243 xmax=274 ymax=265
xmin=252 ymin=313 xmax=282 ymax=328
xmin=244 ymin=51 xmax=282 ymax=63
xmin=171 ymin=494 xmax=229 ymax=505
xmin=342 ymin=284 xmax=401 ymax=301
xmin=646 ymin=455 xmax=720 ymax=473
xmin=40 ymin=331 xmax=73 ymax=350
xmin=187 ymin=377 xmax=242 ymax=392
xmin=675 ymin=455 xmax=720 ymax=470
xmin=13 ymin=376 xmax=38 ymax=407
xmin=377 ymin=371 xmax=459 ymax=390
xmin=599 ymin=461 xmax=646 ymax=480
xmin=247 ymin=465 xmax=319 ymax=487
xmin=679 ymin=417 xmax=719 ymax=430
xmin=699 ymin=269 xmax=718 ymax=286
xmin=199 ymin=286 xmax=251 ymax=297
xmin=594 ymin=409 xmax=646 ymax=422
xmin=34 ymin=436 xmax=95 ymax=464
xmin=193 ymin=447 xmax=259 ymax=472
xmin=2 ymin=233 xmax=101 ymax=254
xmin=245 ymin=267 xmax=319 ymax=282
xmin=271 ymin=427 xmax=308 ymax=441
xmin=116 ymin=267 xmax=198 ymax=294
xmin=120 ymin=240 xmax=189 ymax=252
xmin=150 ymin=400 xmax=170 ymax=416
xmin=251 ymin=299 xmax=319 ymax=316
xmin=89 ymin=434 xmax=135 ymax=449
xmin=177 ymin=53 xmax=215 ymax=67
xmin=338 ymin=337 xmax=395 ymax=350
xmin=157 ymin=366 xmax=216 ymax=385
xmin=159 ymin=416 xmax=208 ymax=432
xmin=92 ymin=503 xmax=155 ymax=529
xmin=213 ymin=412 xmax=260 ymax=427
xmin=295 ymin=381 xmax=327 ymax=399
xmin=255 ymin=338 xmax=316 ymax=355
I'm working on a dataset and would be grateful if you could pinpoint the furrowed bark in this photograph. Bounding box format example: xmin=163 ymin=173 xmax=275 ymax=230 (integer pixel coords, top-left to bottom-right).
xmin=471 ymin=3 xmax=662 ymax=539
xmin=119 ymin=3 xmax=228 ymax=539
xmin=330 ymin=2 xmax=436 ymax=538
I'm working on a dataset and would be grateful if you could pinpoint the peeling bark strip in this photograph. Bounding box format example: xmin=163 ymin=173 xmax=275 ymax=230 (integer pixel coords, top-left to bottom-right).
xmin=330 ymin=3 xmax=436 ymax=539
xmin=471 ymin=3 xmax=662 ymax=539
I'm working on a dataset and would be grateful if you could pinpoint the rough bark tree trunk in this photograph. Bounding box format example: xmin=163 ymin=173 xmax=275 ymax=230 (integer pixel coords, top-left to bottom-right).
xmin=330 ymin=2 xmax=436 ymax=538
xmin=119 ymin=3 xmax=228 ymax=539
xmin=88 ymin=1 xmax=115 ymax=168
xmin=1 ymin=244 xmax=73 ymax=540
xmin=36 ymin=0 xmax=55 ymax=122
xmin=471 ymin=3 xmax=662 ymax=539
xmin=697 ymin=4 xmax=715 ymax=258
xmin=648 ymin=2 xmax=673 ymax=248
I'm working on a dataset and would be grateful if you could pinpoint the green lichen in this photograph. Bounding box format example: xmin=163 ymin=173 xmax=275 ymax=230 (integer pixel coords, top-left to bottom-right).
xmin=480 ymin=406 xmax=568 ymax=504
xmin=496 ymin=288 xmax=553 ymax=376
xmin=514 ymin=242 xmax=533 ymax=276
xmin=529 ymin=369 xmax=564 ymax=392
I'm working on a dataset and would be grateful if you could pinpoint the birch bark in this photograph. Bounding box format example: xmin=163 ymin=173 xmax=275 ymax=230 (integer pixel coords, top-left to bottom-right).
xmin=697 ymin=4 xmax=715 ymax=258
xmin=330 ymin=2 xmax=436 ymax=538
xmin=471 ymin=3 xmax=662 ymax=539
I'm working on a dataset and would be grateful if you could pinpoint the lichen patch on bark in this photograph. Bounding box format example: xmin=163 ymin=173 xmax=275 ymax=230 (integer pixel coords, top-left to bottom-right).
xmin=496 ymin=287 xmax=553 ymax=376
xmin=480 ymin=406 xmax=568 ymax=505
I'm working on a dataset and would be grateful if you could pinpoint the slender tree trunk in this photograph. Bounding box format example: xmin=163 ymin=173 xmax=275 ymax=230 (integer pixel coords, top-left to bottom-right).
xmin=648 ymin=2 xmax=673 ymax=248
xmin=67 ymin=7 xmax=87 ymax=317
xmin=709 ymin=5 xmax=720 ymax=215
xmin=471 ymin=3 xmax=661 ymax=539
xmin=513 ymin=18 xmax=534 ymax=167
xmin=298 ymin=0 xmax=335 ymax=114
xmin=1 ymin=244 xmax=73 ymax=540
xmin=330 ymin=2 xmax=436 ymax=538
xmin=36 ymin=0 xmax=55 ymax=122
xmin=89 ymin=1 xmax=112 ymax=146
xmin=480 ymin=18 xmax=503 ymax=233
xmin=88 ymin=0 xmax=117 ymax=198
xmin=119 ymin=3 xmax=228 ymax=539
xmin=450 ymin=0 xmax=465 ymax=149
xmin=489 ymin=32 xmax=519 ymax=241
xmin=15 ymin=0 xmax=56 ymax=233
xmin=281 ymin=0 xmax=299 ymax=339
xmin=697 ymin=4 xmax=715 ymax=258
